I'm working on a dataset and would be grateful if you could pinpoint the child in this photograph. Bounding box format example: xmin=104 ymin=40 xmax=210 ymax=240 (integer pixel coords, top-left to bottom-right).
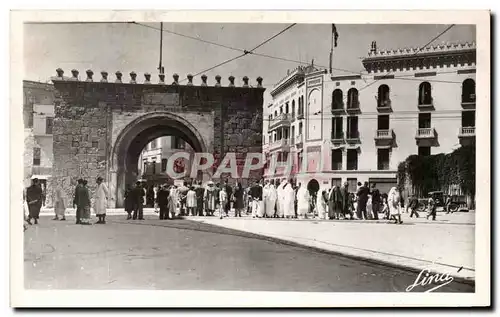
xmin=186 ymin=186 xmax=197 ymax=216
xmin=219 ymin=186 xmax=228 ymax=219
xmin=382 ymin=197 xmax=389 ymax=220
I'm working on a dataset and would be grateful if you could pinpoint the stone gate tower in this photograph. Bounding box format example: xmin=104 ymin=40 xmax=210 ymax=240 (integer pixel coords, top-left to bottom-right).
xmin=50 ymin=69 xmax=265 ymax=208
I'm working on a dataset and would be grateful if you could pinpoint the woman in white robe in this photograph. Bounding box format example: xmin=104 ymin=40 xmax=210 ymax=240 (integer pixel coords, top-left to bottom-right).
xmin=296 ymin=185 xmax=310 ymax=219
xmin=388 ymin=187 xmax=403 ymax=224
xmin=170 ymin=186 xmax=179 ymax=216
xmin=316 ymin=189 xmax=327 ymax=220
xmin=264 ymin=182 xmax=277 ymax=217
xmin=282 ymin=181 xmax=295 ymax=218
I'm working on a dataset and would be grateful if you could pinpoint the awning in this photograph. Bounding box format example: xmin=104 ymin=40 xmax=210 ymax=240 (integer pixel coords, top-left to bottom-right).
xmin=375 ymin=145 xmax=393 ymax=149
xmin=31 ymin=175 xmax=51 ymax=180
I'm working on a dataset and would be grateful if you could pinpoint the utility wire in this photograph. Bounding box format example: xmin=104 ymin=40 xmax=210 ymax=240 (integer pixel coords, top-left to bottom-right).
xmin=178 ymin=23 xmax=297 ymax=83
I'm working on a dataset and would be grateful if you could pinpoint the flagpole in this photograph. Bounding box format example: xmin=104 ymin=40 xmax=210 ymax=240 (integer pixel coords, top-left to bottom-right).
xmin=329 ymin=24 xmax=334 ymax=74
xmin=158 ymin=22 xmax=163 ymax=74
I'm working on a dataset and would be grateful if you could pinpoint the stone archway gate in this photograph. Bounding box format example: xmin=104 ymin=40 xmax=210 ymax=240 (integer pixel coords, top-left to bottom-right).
xmin=49 ymin=69 xmax=265 ymax=208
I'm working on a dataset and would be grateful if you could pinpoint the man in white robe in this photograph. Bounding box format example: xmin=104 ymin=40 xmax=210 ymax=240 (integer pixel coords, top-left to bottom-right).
xmin=264 ymin=180 xmax=277 ymax=218
xmin=282 ymin=180 xmax=295 ymax=218
xmin=296 ymin=184 xmax=310 ymax=219
xmin=94 ymin=177 xmax=109 ymax=224
xmin=276 ymin=181 xmax=285 ymax=218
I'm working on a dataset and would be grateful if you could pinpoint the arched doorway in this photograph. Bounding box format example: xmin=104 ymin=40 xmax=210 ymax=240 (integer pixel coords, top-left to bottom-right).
xmin=111 ymin=112 xmax=208 ymax=207
xmin=307 ymin=179 xmax=320 ymax=194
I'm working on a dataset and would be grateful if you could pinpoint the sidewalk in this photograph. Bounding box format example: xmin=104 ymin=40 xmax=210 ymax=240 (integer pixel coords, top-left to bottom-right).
xmin=38 ymin=207 xmax=475 ymax=280
xmin=188 ymin=212 xmax=475 ymax=281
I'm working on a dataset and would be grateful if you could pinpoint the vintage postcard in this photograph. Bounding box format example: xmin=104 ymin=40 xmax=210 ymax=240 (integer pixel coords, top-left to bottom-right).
xmin=10 ymin=10 xmax=490 ymax=307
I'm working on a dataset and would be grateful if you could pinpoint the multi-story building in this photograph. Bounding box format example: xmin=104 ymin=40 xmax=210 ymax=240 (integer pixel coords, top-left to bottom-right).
xmin=138 ymin=136 xmax=195 ymax=184
xmin=264 ymin=41 xmax=476 ymax=195
xmin=23 ymin=80 xmax=55 ymax=206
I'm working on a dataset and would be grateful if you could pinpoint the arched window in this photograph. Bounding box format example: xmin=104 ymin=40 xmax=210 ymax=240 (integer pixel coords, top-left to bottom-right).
xmin=285 ymin=102 xmax=289 ymax=114
xmin=418 ymin=82 xmax=432 ymax=105
xmin=347 ymin=88 xmax=359 ymax=109
xmin=378 ymin=84 xmax=390 ymax=107
xmin=292 ymin=100 xmax=296 ymax=116
xmin=274 ymin=110 xmax=278 ymax=117
xmin=332 ymin=89 xmax=343 ymax=109
xmin=462 ymin=79 xmax=475 ymax=103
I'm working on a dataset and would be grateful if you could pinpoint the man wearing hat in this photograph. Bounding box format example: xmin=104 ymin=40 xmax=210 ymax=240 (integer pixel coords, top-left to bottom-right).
xmin=26 ymin=178 xmax=43 ymax=225
xmin=94 ymin=176 xmax=109 ymax=224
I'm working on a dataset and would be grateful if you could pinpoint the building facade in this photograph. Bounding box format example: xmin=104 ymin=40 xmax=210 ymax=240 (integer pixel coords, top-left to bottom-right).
xmin=23 ymin=80 xmax=55 ymax=206
xmin=138 ymin=136 xmax=195 ymax=184
xmin=264 ymin=41 xmax=476 ymax=196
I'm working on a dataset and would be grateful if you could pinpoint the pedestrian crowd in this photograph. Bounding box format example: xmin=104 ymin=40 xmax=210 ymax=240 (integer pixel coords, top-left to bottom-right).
xmin=23 ymin=176 xmax=450 ymax=231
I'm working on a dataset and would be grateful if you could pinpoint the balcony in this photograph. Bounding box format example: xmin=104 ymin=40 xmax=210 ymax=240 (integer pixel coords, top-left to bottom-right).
xmin=269 ymin=138 xmax=291 ymax=151
xmin=269 ymin=113 xmax=292 ymax=129
xmin=296 ymin=112 xmax=304 ymax=120
xmin=295 ymin=134 xmax=304 ymax=148
xmin=375 ymin=129 xmax=395 ymax=140
xmin=415 ymin=127 xmax=437 ymax=139
xmin=331 ymin=132 xmax=344 ymax=144
xmin=461 ymin=94 xmax=476 ymax=109
xmin=377 ymin=99 xmax=392 ymax=112
xmin=331 ymin=102 xmax=345 ymax=114
xmin=345 ymin=130 xmax=360 ymax=143
xmin=458 ymin=126 xmax=475 ymax=137
xmin=346 ymin=101 xmax=361 ymax=114
xmin=417 ymin=97 xmax=435 ymax=110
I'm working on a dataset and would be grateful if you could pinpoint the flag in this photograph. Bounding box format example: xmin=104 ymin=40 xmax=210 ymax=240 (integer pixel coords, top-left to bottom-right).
xmin=332 ymin=24 xmax=339 ymax=47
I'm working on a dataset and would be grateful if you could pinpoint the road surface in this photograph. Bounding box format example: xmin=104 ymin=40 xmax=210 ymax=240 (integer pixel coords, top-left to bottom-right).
xmin=24 ymin=215 xmax=474 ymax=292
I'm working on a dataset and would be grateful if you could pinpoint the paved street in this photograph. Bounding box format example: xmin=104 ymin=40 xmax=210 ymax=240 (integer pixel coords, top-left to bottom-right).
xmin=24 ymin=214 xmax=473 ymax=292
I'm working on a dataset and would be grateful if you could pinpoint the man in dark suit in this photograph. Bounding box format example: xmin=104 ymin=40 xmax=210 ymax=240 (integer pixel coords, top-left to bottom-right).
xmin=132 ymin=181 xmax=145 ymax=220
xmin=370 ymin=183 xmax=381 ymax=220
xmin=223 ymin=179 xmax=233 ymax=217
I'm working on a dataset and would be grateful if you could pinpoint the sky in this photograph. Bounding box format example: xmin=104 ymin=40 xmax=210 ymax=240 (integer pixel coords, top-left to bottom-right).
xmin=24 ymin=23 xmax=475 ymax=105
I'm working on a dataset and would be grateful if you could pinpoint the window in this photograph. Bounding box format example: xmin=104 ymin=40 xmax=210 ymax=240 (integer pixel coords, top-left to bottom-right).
xmin=331 ymin=149 xmax=342 ymax=170
xmin=151 ymin=159 xmax=156 ymax=174
xmin=462 ymin=79 xmax=476 ymax=103
xmin=173 ymin=137 xmax=186 ymax=149
xmin=332 ymin=89 xmax=343 ymax=109
xmin=274 ymin=110 xmax=278 ymax=117
xmin=462 ymin=111 xmax=475 ymax=127
xmin=143 ymin=160 xmax=148 ymax=174
xmin=377 ymin=85 xmax=390 ymax=107
xmin=280 ymin=106 xmax=283 ymax=114
xmin=161 ymin=159 xmax=168 ymax=172
xmin=33 ymin=147 xmax=41 ymax=166
xmin=285 ymin=102 xmax=289 ymax=114
xmin=347 ymin=149 xmax=358 ymax=170
xmin=347 ymin=88 xmax=359 ymax=109
xmin=418 ymin=146 xmax=431 ymax=156
xmin=291 ymin=126 xmax=295 ymax=143
xmin=377 ymin=115 xmax=390 ymax=130
xmin=347 ymin=178 xmax=357 ymax=193
xmin=298 ymin=122 xmax=303 ymax=135
xmin=332 ymin=117 xmax=343 ymax=139
xmin=418 ymin=82 xmax=432 ymax=105
xmin=278 ymin=151 xmax=289 ymax=162
xmin=418 ymin=113 xmax=431 ymax=129
xmin=45 ymin=117 xmax=54 ymax=134
xmin=283 ymin=127 xmax=289 ymax=140
xmin=377 ymin=149 xmax=390 ymax=170
xmin=292 ymin=100 xmax=296 ymax=116
xmin=151 ymin=139 xmax=157 ymax=149
xmin=347 ymin=116 xmax=359 ymax=139
xmin=331 ymin=178 xmax=342 ymax=187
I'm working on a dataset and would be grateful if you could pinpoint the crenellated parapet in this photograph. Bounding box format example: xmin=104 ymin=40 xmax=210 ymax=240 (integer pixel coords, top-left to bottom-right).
xmin=362 ymin=41 xmax=476 ymax=73
xmin=50 ymin=68 xmax=266 ymax=110
xmin=51 ymin=69 xmax=264 ymax=88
